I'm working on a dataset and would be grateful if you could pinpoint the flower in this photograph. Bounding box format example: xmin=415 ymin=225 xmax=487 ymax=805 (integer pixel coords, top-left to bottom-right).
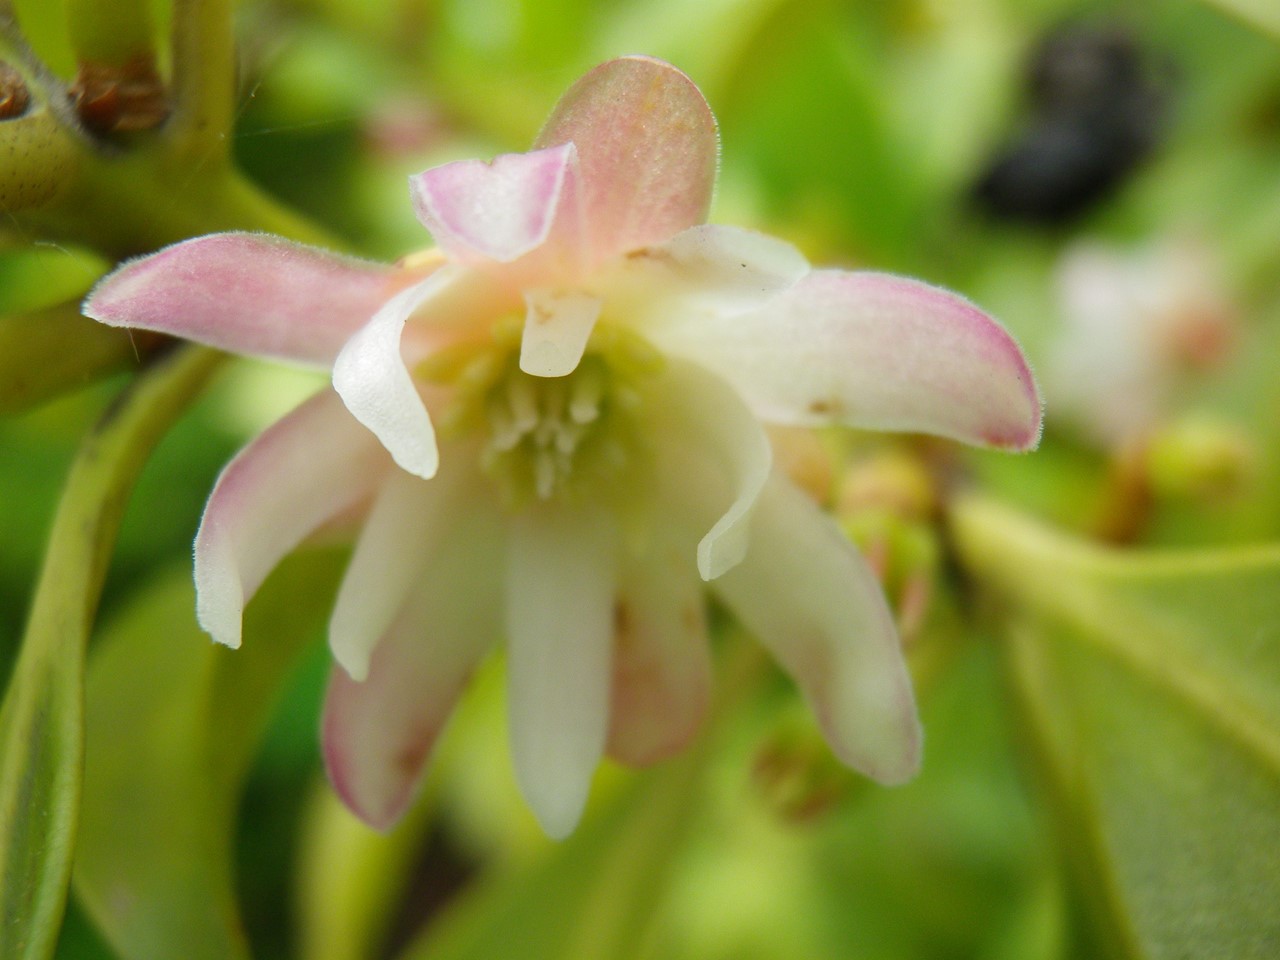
xmin=85 ymin=56 xmax=1041 ymax=838
xmin=1047 ymin=237 xmax=1235 ymax=446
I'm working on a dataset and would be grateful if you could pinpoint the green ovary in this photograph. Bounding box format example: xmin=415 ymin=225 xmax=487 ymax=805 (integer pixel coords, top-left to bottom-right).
xmin=419 ymin=319 xmax=662 ymax=507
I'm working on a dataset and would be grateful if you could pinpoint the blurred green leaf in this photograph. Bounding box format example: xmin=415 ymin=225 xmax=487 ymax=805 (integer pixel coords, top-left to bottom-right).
xmin=0 ymin=303 xmax=143 ymax=415
xmin=951 ymin=496 xmax=1280 ymax=959
xmin=1196 ymin=0 xmax=1280 ymax=37
xmin=396 ymin=750 xmax=708 ymax=960
xmin=0 ymin=346 xmax=220 ymax=960
xmin=73 ymin=549 xmax=344 ymax=960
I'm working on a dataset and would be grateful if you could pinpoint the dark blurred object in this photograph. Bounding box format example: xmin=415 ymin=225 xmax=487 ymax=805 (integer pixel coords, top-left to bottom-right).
xmin=973 ymin=24 xmax=1172 ymax=224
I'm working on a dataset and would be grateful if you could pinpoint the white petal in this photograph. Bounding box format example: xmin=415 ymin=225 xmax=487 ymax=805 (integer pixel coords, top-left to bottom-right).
xmin=608 ymin=537 xmax=712 ymax=766
xmin=506 ymin=503 xmax=617 ymax=838
xmin=322 ymin=494 xmax=503 ymax=830
xmin=647 ymin=270 xmax=1042 ymax=451
xmin=519 ymin=289 xmax=602 ymax=378
xmin=328 ymin=465 xmax=460 ymax=681
xmin=194 ymin=390 xmax=389 ymax=648
xmin=604 ymin=224 xmax=809 ymax=321
xmin=333 ymin=271 xmax=458 ymax=478
xmin=712 ymin=474 xmax=921 ymax=784
xmin=646 ymin=361 xmax=773 ymax=581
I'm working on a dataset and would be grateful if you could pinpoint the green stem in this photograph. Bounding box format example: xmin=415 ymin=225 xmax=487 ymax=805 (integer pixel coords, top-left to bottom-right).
xmin=0 ymin=346 xmax=222 ymax=960
xmin=165 ymin=0 xmax=235 ymax=166
xmin=66 ymin=0 xmax=156 ymax=68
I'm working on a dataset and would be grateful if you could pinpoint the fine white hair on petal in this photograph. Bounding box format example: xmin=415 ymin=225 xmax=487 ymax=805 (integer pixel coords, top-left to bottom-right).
xmin=328 ymin=466 xmax=461 ymax=682
xmin=519 ymin=288 xmax=603 ymax=377
xmin=333 ymin=271 xmax=457 ymax=479
xmin=645 ymin=361 xmax=773 ymax=581
xmin=711 ymin=473 xmax=922 ymax=785
xmin=506 ymin=503 xmax=617 ymax=839
xmin=194 ymin=389 xmax=390 ymax=649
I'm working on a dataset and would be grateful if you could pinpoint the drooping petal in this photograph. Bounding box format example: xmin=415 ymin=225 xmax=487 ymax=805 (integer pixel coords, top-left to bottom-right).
xmin=602 ymin=224 xmax=809 ymax=320
xmin=646 ymin=361 xmax=773 ymax=581
xmin=328 ymin=465 xmax=464 ymax=681
xmin=409 ymin=143 xmax=584 ymax=270
xmin=83 ymin=233 xmax=403 ymax=365
xmin=607 ymin=536 xmax=712 ymax=766
xmin=506 ymin=504 xmax=616 ymax=839
xmin=647 ymin=270 xmax=1043 ymax=451
xmin=322 ymin=494 xmax=503 ymax=830
xmin=534 ymin=56 xmax=718 ymax=263
xmin=519 ymin=288 xmax=602 ymax=377
xmin=712 ymin=474 xmax=921 ymax=784
xmin=194 ymin=390 xmax=389 ymax=649
xmin=332 ymin=269 xmax=461 ymax=478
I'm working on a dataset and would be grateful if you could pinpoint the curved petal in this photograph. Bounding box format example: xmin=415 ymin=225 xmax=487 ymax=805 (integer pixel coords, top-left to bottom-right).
xmin=506 ymin=503 xmax=616 ymax=839
xmin=409 ymin=143 xmax=583 ymax=269
xmin=648 ymin=270 xmax=1043 ymax=451
xmin=333 ymin=269 xmax=462 ymax=478
xmin=520 ymin=288 xmax=602 ymax=377
xmin=194 ymin=390 xmax=389 ymax=649
xmin=84 ymin=233 xmax=402 ymax=365
xmin=328 ymin=463 xmax=466 ymax=681
xmin=603 ymin=224 xmax=809 ymax=321
xmin=646 ymin=361 xmax=773 ymax=581
xmin=534 ymin=56 xmax=718 ymax=263
xmin=608 ymin=537 xmax=712 ymax=766
xmin=322 ymin=494 xmax=503 ymax=830
xmin=711 ymin=473 xmax=921 ymax=784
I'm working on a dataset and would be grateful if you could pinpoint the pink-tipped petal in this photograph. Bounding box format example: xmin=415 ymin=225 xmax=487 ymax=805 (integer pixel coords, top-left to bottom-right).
xmin=519 ymin=289 xmax=602 ymax=377
xmin=607 ymin=538 xmax=712 ymax=766
xmin=605 ymin=225 xmax=809 ymax=320
xmin=194 ymin=390 xmax=389 ymax=649
xmin=409 ymin=143 xmax=583 ymax=269
xmin=647 ymin=361 xmax=773 ymax=581
xmin=333 ymin=271 xmax=460 ymax=478
xmin=648 ymin=270 xmax=1043 ymax=451
xmin=712 ymin=474 xmax=922 ymax=784
xmin=506 ymin=504 xmax=617 ymax=839
xmin=534 ymin=56 xmax=718 ymax=263
xmin=84 ymin=233 xmax=401 ymax=365
xmin=322 ymin=498 xmax=502 ymax=830
xmin=328 ymin=469 xmax=445 ymax=681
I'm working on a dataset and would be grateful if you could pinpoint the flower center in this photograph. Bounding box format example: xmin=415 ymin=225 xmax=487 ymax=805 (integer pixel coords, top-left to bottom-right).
xmin=418 ymin=318 xmax=662 ymax=506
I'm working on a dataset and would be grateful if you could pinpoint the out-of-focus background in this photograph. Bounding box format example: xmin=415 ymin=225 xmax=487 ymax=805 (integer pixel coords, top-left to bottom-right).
xmin=2 ymin=0 xmax=1278 ymax=958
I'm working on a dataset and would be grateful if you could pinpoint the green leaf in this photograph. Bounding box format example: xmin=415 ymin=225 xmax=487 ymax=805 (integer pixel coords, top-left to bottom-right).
xmin=1196 ymin=0 xmax=1280 ymax=37
xmin=73 ymin=549 xmax=345 ymax=960
xmin=0 ymin=346 xmax=220 ymax=960
xmin=951 ymin=496 xmax=1280 ymax=959
xmin=395 ymin=751 xmax=709 ymax=960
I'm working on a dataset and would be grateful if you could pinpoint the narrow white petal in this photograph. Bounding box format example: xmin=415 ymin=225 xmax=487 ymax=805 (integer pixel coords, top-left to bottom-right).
xmin=333 ymin=271 xmax=459 ymax=479
xmin=506 ymin=504 xmax=616 ymax=838
xmin=608 ymin=537 xmax=711 ymax=766
xmin=194 ymin=391 xmax=388 ymax=648
xmin=712 ymin=474 xmax=922 ymax=784
xmin=323 ymin=493 xmax=503 ymax=830
xmin=519 ymin=289 xmax=603 ymax=377
xmin=329 ymin=465 xmax=461 ymax=681
xmin=646 ymin=361 xmax=772 ymax=581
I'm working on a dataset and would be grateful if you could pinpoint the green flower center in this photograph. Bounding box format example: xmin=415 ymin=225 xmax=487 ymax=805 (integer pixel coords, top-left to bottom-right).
xmin=417 ymin=318 xmax=663 ymax=507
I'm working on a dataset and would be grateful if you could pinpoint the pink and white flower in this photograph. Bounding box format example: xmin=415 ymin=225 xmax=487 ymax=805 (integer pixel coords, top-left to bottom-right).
xmin=85 ymin=57 xmax=1041 ymax=838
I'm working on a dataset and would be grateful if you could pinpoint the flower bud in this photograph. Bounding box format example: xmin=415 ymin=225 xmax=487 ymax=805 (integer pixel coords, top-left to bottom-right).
xmin=1144 ymin=415 xmax=1254 ymax=502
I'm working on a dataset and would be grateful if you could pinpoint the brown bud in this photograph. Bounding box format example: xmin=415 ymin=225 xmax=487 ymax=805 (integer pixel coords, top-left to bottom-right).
xmin=1 ymin=64 xmax=30 ymax=120
xmin=69 ymin=56 xmax=168 ymax=134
